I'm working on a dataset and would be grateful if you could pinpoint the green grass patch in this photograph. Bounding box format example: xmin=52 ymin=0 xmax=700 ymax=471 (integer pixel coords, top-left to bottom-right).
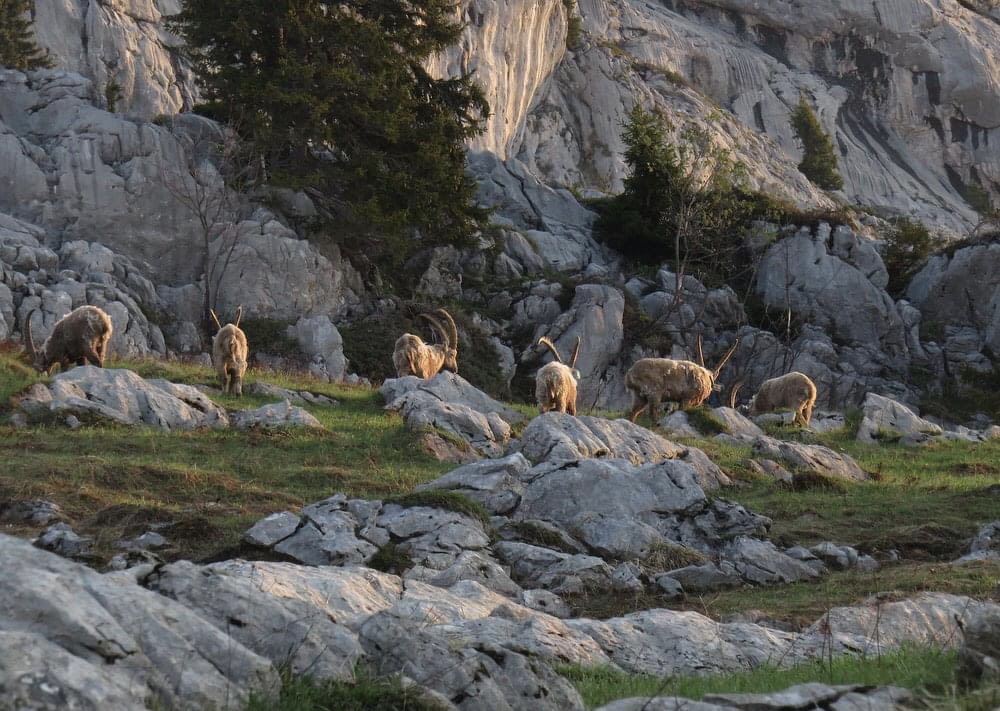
xmin=246 ymin=671 xmax=449 ymax=711
xmin=559 ymin=645 xmax=963 ymax=709
xmin=505 ymin=520 xmax=580 ymax=554
xmin=367 ymin=542 xmax=414 ymax=576
xmin=684 ymin=405 xmax=729 ymax=435
xmin=385 ymin=490 xmax=492 ymax=529
xmin=679 ymin=560 xmax=1000 ymax=629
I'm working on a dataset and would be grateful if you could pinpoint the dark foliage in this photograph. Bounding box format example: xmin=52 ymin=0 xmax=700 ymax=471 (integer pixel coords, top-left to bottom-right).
xmin=0 ymin=0 xmax=52 ymax=70
xmin=171 ymin=0 xmax=490 ymax=267
xmin=882 ymin=218 xmax=941 ymax=297
xmin=790 ymin=95 xmax=844 ymax=191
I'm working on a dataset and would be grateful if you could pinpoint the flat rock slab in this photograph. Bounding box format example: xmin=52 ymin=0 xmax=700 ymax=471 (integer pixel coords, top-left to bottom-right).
xmin=515 ymin=413 xmax=730 ymax=490
xmin=752 ymin=436 xmax=868 ymax=482
xmin=857 ymin=393 xmax=942 ymax=444
xmin=380 ymin=372 xmax=523 ymax=423
xmin=20 ymin=367 xmax=229 ymax=430
xmin=0 ymin=533 xmax=278 ymax=710
xmin=231 ymin=400 xmax=324 ymax=430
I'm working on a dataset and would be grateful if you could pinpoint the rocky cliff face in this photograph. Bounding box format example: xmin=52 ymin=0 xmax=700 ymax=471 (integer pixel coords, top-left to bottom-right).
xmin=509 ymin=0 xmax=1000 ymax=233
xmin=33 ymin=0 xmax=195 ymax=118
xmin=3 ymin=0 xmax=999 ymax=408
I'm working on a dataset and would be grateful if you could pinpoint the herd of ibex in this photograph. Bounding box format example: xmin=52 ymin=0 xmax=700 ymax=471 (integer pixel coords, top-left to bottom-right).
xmin=21 ymin=304 xmax=818 ymax=425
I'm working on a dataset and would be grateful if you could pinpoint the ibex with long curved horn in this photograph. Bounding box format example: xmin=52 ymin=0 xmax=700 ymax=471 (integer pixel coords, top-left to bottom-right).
xmin=625 ymin=335 xmax=739 ymax=424
xmin=535 ymin=335 xmax=582 ymax=415
xmin=23 ymin=306 xmax=113 ymax=374
xmin=392 ymin=308 xmax=459 ymax=379
xmin=210 ymin=306 xmax=249 ymax=396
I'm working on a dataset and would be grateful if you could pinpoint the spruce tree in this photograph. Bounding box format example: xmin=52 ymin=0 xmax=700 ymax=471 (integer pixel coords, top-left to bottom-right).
xmin=0 ymin=0 xmax=52 ymax=71
xmin=171 ymin=0 xmax=490 ymax=266
xmin=790 ymin=95 xmax=844 ymax=191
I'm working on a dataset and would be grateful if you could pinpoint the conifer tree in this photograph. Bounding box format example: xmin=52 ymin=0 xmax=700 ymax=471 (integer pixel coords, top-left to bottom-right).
xmin=790 ymin=95 xmax=844 ymax=191
xmin=171 ymin=0 xmax=490 ymax=266
xmin=0 ymin=0 xmax=52 ymax=71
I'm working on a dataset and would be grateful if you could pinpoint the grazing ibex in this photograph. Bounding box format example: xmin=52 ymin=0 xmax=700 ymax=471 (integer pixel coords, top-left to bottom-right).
xmin=745 ymin=371 xmax=817 ymax=427
xmin=625 ymin=336 xmax=739 ymax=424
xmin=24 ymin=306 xmax=113 ymax=374
xmin=535 ymin=335 xmax=582 ymax=415
xmin=392 ymin=309 xmax=459 ymax=379
xmin=210 ymin=306 xmax=249 ymax=396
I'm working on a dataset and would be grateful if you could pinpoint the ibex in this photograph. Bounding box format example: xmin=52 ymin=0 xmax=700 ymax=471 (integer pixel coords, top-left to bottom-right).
xmin=535 ymin=335 xmax=582 ymax=415
xmin=24 ymin=306 xmax=113 ymax=374
xmin=625 ymin=335 xmax=739 ymax=424
xmin=744 ymin=371 xmax=817 ymax=427
xmin=210 ymin=306 xmax=249 ymax=396
xmin=392 ymin=308 xmax=458 ymax=379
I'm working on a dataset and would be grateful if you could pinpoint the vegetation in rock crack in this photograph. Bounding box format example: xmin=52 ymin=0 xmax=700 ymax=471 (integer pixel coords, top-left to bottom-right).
xmin=0 ymin=0 xmax=52 ymax=70
xmin=883 ymin=217 xmax=942 ymax=297
xmin=245 ymin=671 xmax=450 ymax=711
xmin=790 ymin=94 xmax=844 ymax=191
xmin=559 ymin=646 xmax=985 ymax=710
xmin=367 ymin=542 xmax=414 ymax=576
xmin=504 ymin=520 xmax=581 ymax=554
xmin=385 ymin=490 xmax=493 ymax=530
xmin=170 ymin=0 xmax=490 ymax=269
xmin=683 ymin=405 xmax=729 ymax=435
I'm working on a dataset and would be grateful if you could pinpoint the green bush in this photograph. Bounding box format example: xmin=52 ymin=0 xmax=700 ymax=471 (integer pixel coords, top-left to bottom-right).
xmin=883 ymin=218 xmax=941 ymax=296
xmin=240 ymin=318 xmax=300 ymax=358
xmin=563 ymin=0 xmax=583 ymax=49
xmin=592 ymin=106 xmax=832 ymax=291
xmin=790 ymin=95 xmax=844 ymax=191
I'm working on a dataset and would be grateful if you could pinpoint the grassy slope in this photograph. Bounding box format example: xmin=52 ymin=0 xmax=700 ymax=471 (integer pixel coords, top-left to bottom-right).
xmin=0 ymin=353 xmax=451 ymax=561
xmin=2 ymin=350 xmax=999 ymax=708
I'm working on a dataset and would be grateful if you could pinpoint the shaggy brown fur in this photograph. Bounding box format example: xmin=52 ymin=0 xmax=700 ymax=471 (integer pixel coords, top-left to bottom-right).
xmin=535 ymin=336 xmax=582 ymax=415
xmin=748 ymin=371 xmax=817 ymax=427
xmin=25 ymin=305 xmax=113 ymax=374
xmin=392 ymin=309 xmax=459 ymax=379
xmin=625 ymin=338 xmax=738 ymax=424
xmin=210 ymin=307 xmax=249 ymax=396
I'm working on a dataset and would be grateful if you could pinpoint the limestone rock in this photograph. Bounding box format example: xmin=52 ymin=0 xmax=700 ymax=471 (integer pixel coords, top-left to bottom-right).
xmin=756 ymin=227 xmax=907 ymax=356
xmin=752 ymin=436 xmax=868 ymax=482
xmin=415 ymin=454 xmax=531 ymax=515
xmin=494 ymin=541 xmax=614 ymax=594
xmin=514 ymin=413 xmax=730 ymax=490
xmin=21 ymin=367 xmax=228 ymax=430
xmin=956 ymin=609 xmax=1000 ymax=687
xmin=360 ymin=610 xmax=585 ymax=711
xmin=0 ymin=534 xmax=278 ymax=710
xmin=231 ymin=401 xmax=324 ymax=431
xmin=291 ymin=315 xmax=348 ymax=382
xmin=856 ymin=393 xmax=943 ymax=445
xmin=382 ymin=373 xmax=519 ymax=458
xmin=515 ymin=458 xmax=707 ymax=528
xmin=960 ymin=521 xmax=1000 ymax=562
